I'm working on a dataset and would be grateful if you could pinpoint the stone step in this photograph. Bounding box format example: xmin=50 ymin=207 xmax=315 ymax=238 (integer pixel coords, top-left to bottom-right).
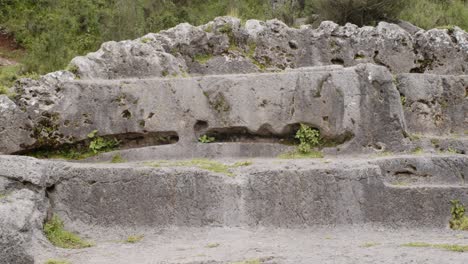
xmin=37 ymin=154 xmax=467 ymax=230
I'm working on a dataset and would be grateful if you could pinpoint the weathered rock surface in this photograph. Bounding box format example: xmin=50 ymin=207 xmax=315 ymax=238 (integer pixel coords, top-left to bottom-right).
xmin=0 ymin=156 xmax=53 ymax=264
xmin=71 ymin=17 xmax=468 ymax=79
xmin=397 ymin=74 xmax=468 ymax=136
xmin=1 ymin=64 xmax=411 ymax=154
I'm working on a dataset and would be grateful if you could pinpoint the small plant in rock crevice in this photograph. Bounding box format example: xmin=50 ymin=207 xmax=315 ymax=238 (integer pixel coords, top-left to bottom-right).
xmin=295 ymin=124 xmax=321 ymax=154
xmin=450 ymin=200 xmax=468 ymax=231
xmin=87 ymin=130 xmax=120 ymax=154
xmin=44 ymin=214 xmax=93 ymax=249
xmin=198 ymin=135 xmax=215 ymax=143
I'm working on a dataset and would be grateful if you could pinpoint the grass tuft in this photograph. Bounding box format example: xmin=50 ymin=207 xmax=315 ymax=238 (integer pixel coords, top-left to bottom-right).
xmin=193 ymin=54 xmax=213 ymax=65
xmin=144 ymin=159 xmax=253 ymax=177
xmin=126 ymin=235 xmax=144 ymax=243
xmin=206 ymin=242 xmax=220 ymax=248
xmin=402 ymin=242 xmax=468 ymax=252
xmin=44 ymin=215 xmax=93 ymax=249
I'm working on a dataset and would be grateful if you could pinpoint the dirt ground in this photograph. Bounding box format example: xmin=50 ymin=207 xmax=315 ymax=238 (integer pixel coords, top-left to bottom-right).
xmin=36 ymin=225 xmax=468 ymax=264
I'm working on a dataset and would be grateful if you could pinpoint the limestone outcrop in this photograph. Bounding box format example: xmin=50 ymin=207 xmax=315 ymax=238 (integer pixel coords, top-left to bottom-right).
xmin=71 ymin=17 xmax=467 ymax=79
xmin=1 ymin=17 xmax=466 ymax=155
xmin=0 ymin=17 xmax=467 ymax=264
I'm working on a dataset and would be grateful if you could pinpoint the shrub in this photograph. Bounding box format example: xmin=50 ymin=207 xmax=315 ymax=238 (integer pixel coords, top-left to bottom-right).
xmin=400 ymin=0 xmax=468 ymax=31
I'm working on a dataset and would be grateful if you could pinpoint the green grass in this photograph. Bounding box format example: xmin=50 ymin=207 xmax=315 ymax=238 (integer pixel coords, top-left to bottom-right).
xmin=278 ymin=150 xmax=324 ymax=159
xmin=27 ymin=147 xmax=100 ymax=160
xmin=44 ymin=260 xmax=70 ymax=264
xmin=44 ymin=215 xmax=93 ymax=249
xmin=402 ymin=242 xmax=468 ymax=252
xmin=206 ymin=242 xmax=220 ymax=248
xmin=126 ymin=235 xmax=144 ymax=243
xmin=193 ymin=53 xmax=213 ymax=65
xmin=144 ymin=159 xmax=253 ymax=177
xmin=360 ymin=242 xmax=380 ymax=248
xmin=402 ymin=242 xmax=432 ymax=248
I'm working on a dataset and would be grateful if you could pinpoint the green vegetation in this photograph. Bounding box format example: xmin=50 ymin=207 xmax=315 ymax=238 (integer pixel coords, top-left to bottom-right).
xmin=411 ymin=147 xmax=424 ymax=155
xmin=391 ymin=181 xmax=409 ymax=187
xmin=278 ymin=123 xmax=324 ymax=159
xmin=206 ymin=242 xmax=221 ymax=248
xmin=44 ymin=214 xmax=93 ymax=249
xmin=28 ymin=130 xmax=120 ymax=160
xmin=400 ymin=0 xmax=468 ymax=31
xmin=198 ymin=135 xmax=216 ymax=143
xmin=88 ymin=130 xmax=120 ymax=154
xmin=450 ymin=200 xmax=468 ymax=231
xmin=295 ymin=123 xmax=321 ymax=154
xmin=400 ymin=96 xmax=406 ymax=106
xmin=126 ymin=235 xmax=144 ymax=244
xmin=278 ymin=150 xmax=324 ymax=159
xmin=446 ymin=147 xmax=461 ymax=154
xmin=111 ymin=154 xmax=126 ymax=163
xmin=403 ymin=242 xmax=432 ymax=248
xmin=402 ymin=242 xmax=468 ymax=252
xmin=145 ymin=159 xmax=252 ymax=176
xmin=0 ymin=65 xmax=39 ymax=97
xmin=0 ymin=0 xmax=465 ymax=79
xmin=44 ymin=260 xmax=70 ymax=264
xmin=360 ymin=242 xmax=380 ymax=248
xmin=193 ymin=53 xmax=213 ymax=65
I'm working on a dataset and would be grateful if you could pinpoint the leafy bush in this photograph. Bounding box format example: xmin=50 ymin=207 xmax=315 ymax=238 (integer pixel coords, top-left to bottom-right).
xmin=295 ymin=124 xmax=320 ymax=154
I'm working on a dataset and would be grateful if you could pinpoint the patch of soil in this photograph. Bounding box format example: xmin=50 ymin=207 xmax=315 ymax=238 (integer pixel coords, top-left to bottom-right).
xmin=0 ymin=30 xmax=24 ymax=65
xmin=0 ymin=31 xmax=21 ymax=51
